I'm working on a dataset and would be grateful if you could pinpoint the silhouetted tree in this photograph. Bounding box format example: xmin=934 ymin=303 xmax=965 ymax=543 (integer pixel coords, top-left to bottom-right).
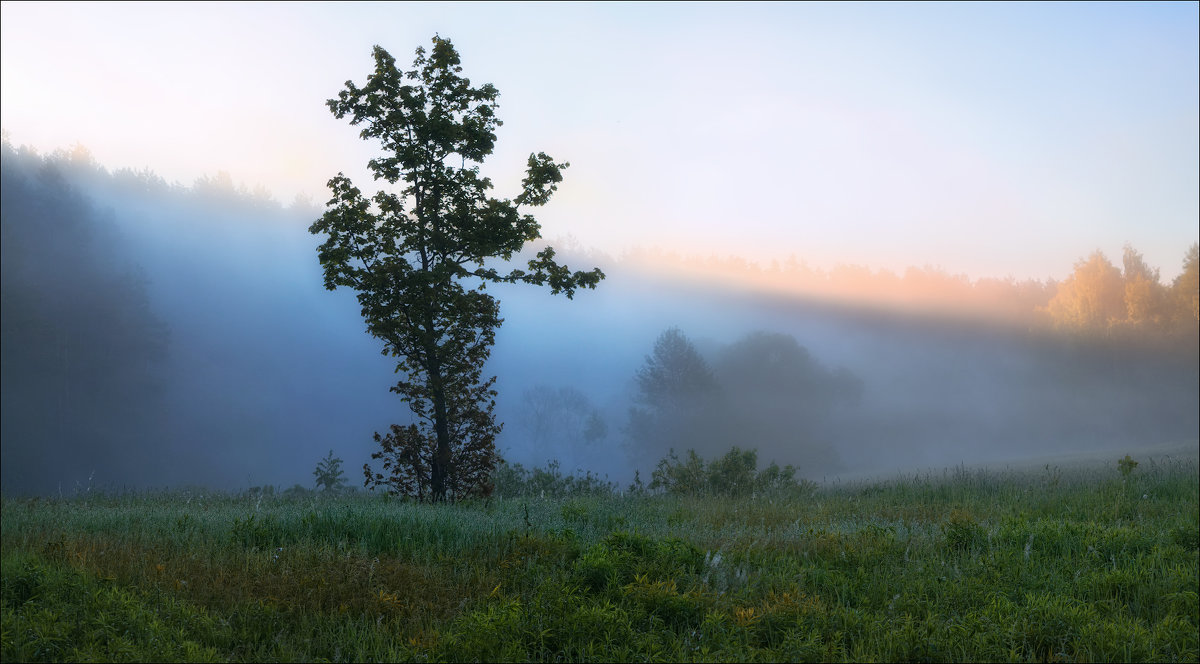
xmin=626 ymin=328 xmax=720 ymax=462
xmin=313 ymin=449 xmax=347 ymax=492
xmin=634 ymin=328 xmax=718 ymax=410
xmin=713 ymin=331 xmax=857 ymax=470
xmin=310 ymin=37 xmax=604 ymax=501
xmin=716 ymin=331 xmax=860 ymax=405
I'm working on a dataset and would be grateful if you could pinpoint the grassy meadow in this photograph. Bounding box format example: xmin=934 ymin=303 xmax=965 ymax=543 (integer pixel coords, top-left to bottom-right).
xmin=2 ymin=453 xmax=1197 ymax=662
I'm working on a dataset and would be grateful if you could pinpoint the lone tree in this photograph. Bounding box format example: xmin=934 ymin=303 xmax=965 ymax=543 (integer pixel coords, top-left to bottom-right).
xmin=310 ymin=36 xmax=604 ymax=501
xmin=313 ymin=449 xmax=347 ymax=493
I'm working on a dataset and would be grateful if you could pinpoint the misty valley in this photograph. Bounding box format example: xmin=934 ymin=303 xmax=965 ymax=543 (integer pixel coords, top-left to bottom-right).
xmin=2 ymin=1 xmax=1197 ymax=657
xmin=2 ymin=142 xmax=1197 ymax=496
xmin=2 ymin=135 xmax=1197 ymax=663
xmin=2 ymin=117 xmax=1198 ymax=664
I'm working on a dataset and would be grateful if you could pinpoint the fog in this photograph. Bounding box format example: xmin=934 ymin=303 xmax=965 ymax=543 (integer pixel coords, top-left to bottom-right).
xmin=2 ymin=144 xmax=1196 ymax=495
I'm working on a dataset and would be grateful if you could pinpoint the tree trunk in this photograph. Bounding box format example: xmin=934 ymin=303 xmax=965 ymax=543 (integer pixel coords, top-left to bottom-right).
xmin=425 ymin=340 xmax=452 ymax=502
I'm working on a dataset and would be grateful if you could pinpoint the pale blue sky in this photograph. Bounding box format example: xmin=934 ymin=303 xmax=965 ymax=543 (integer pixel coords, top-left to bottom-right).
xmin=2 ymin=1 xmax=1196 ymax=280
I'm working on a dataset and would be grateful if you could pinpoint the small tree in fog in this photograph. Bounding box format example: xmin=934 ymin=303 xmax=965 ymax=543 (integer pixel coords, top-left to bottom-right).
xmin=634 ymin=328 xmax=718 ymax=410
xmin=583 ymin=411 xmax=608 ymax=444
xmin=627 ymin=328 xmax=720 ymax=461
xmin=310 ymin=36 xmax=604 ymax=501
xmin=313 ymin=450 xmax=347 ymax=493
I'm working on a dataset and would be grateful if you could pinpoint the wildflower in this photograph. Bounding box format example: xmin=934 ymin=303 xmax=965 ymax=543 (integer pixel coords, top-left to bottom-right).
xmin=733 ymin=606 xmax=760 ymax=627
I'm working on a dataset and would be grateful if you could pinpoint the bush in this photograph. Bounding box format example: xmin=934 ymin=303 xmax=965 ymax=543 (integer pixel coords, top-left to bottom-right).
xmin=491 ymin=460 xmax=618 ymax=499
xmin=705 ymin=447 xmax=758 ymax=496
xmin=649 ymin=446 xmax=813 ymax=497
xmin=649 ymin=449 xmax=708 ymax=495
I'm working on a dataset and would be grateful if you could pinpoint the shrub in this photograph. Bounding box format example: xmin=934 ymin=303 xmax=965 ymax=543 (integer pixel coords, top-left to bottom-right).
xmin=650 ymin=449 xmax=708 ymax=495
xmin=706 ymin=447 xmax=758 ymax=496
xmin=491 ymin=460 xmax=618 ymax=499
xmin=1118 ymin=454 xmax=1139 ymax=477
xmin=649 ymin=446 xmax=811 ymax=497
xmin=943 ymin=508 xmax=986 ymax=553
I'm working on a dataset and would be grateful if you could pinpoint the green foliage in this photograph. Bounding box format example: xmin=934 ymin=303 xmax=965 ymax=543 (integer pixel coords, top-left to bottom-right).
xmin=312 ymin=449 xmax=347 ymax=493
xmin=757 ymin=460 xmax=810 ymax=494
xmin=705 ymin=446 xmax=758 ymax=496
xmin=942 ymin=508 xmax=986 ymax=553
xmin=310 ymin=36 xmax=603 ymax=501
xmin=1119 ymin=454 xmax=1140 ymax=477
xmin=650 ymin=449 xmax=708 ymax=495
xmin=1 ymin=553 xmax=226 ymax=662
xmin=491 ymin=459 xmax=617 ymax=499
xmin=2 ymin=456 xmax=1196 ymax=662
xmin=650 ymin=446 xmax=814 ymax=497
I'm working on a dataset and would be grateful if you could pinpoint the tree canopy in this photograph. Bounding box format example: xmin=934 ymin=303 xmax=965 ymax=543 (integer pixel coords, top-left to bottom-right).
xmin=1043 ymin=244 xmax=1198 ymax=336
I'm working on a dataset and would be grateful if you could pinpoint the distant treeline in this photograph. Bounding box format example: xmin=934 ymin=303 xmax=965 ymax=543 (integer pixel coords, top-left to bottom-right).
xmin=23 ymin=139 xmax=1198 ymax=340
xmin=0 ymin=138 xmax=365 ymax=494
xmin=623 ymin=243 xmax=1200 ymax=340
xmin=1 ymin=141 xmax=169 ymax=490
xmin=3 ymin=138 xmax=1197 ymax=493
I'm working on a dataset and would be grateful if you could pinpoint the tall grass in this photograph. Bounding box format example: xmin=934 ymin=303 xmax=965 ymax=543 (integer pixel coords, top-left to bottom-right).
xmin=3 ymin=456 xmax=1196 ymax=662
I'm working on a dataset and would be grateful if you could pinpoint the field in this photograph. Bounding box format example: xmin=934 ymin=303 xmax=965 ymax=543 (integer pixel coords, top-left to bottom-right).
xmin=2 ymin=453 xmax=1197 ymax=662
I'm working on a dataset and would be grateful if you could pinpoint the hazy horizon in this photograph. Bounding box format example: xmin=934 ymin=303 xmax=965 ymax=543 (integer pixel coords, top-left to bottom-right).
xmin=2 ymin=2 xmax=1197 ymax=495
xmin=5 ymin=137 xmax=1198 ymax=290
xmin=2 ymin=140 xmax=1196 ymax=495
xmin=3 ymin=2 xmax=1197 ymax=281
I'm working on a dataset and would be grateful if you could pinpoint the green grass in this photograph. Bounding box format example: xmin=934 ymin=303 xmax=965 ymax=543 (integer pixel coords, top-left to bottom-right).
xmin=3 ymin=456 xmax=1197 ymax=662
